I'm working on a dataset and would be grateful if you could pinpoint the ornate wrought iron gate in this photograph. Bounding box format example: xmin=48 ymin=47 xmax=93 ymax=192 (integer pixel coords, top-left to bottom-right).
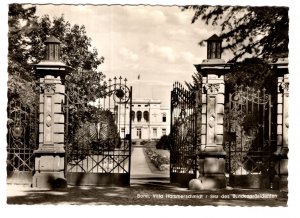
xmin=65 ymin=77 xmax=132 ymax=186
xmin=224 ymin=85 xmax=274 ymax=188
xmin=7 ymin=92 xmax=39 ymax=184
xmin=170 ymin=82 xmax=198 ymax=186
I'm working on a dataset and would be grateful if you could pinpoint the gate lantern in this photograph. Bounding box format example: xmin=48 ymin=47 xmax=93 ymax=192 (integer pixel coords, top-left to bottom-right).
xmin=32 ymin=36 xmax=72 ymax=188
xmin=193 ymin=34 xmax=231 ymax=189
xmin=206 ymin=34 xmax=222 ymax=59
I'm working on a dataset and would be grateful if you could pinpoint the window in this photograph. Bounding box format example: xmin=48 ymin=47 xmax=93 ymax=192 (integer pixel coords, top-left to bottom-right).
xmin=162 ymin=113 xmax=166 ymax=122
xmin=211 ymin=42 xmax=216 ymax=58
xmin=153 ymin=128 xmax=157 ymax=138
xmin=121 ymin=128 xmax=125 ymax=137
xmin=138 ymin=105 xmax=141 ymax=107
xmin=137 ymin=111 xmax=142 ymax=122
xmin=131 ymin=111 xmax=135 ymax=121
xmin=207 ymin=40 xmax=221 ymax=59
xmin=145 ymin=105 xmax=148 ymax=107
xmin=162 ymin=128 xmax=166 ymax=136
xmin=143 ymin=111 xmax=149 ymax=122
xmin=137 ymin=128 xmax=142 ymax=139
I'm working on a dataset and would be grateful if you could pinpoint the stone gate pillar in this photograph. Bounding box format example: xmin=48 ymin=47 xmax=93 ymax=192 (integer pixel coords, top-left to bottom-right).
xmin=193 ymin=34 xmax=231 ymax=189
xmin=32 ymin=36 xmax=72 ymax=188
xmin=271 ymin=58 xmax=288 ymax=191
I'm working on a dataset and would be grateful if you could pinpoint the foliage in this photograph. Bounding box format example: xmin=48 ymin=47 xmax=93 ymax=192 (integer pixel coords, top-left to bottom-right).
xmin=27 ymin=13 xmax=106 ymax=123
xmin=145 ymin=148 xmax=170 ymax=171
xmin=8 ymin=4 xmax=38 ymax=109
xmin=91 ymin=109 xmax=121 ymax=151
xmin=225 ymin=58 xmax=277 ymax=97
xmin=140 ymin=140 xmax=148 ymax=145
xmin=156 ymin=135 xmax=171 ymax=150
xmin=186 ymin=58 xmax=276 ymax=101
xmin=67 ymin=108 xmax=121 ymax=158
xmin=8 ymin=4 xmax=105 ymax=121
xmin=183 ymin=5 xmax=289 ymax=61
xmin=185 ymin=72 xmax=202 ymax=92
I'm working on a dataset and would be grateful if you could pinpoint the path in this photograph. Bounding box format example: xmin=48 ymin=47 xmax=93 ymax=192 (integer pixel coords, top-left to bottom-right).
xmin=130 ymin=144 xmax=152 ymax=175
xmin=130 ymin=141 xmax=170 ymax=187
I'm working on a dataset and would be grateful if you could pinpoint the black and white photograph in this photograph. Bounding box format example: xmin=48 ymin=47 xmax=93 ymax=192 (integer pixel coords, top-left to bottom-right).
xmin=1 ymin=0 xmax=299 ymax=215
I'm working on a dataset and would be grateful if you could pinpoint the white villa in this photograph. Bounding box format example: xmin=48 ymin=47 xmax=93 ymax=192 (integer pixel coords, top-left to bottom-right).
xmin=115 ymin=98 xmax=170 ymax=141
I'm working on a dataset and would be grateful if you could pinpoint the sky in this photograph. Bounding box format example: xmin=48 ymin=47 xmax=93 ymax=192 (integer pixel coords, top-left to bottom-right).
xmin=33 ymin=4 xmax=226 ymax=106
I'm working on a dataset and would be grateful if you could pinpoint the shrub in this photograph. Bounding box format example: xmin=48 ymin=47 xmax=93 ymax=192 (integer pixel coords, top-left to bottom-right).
xmin=140 ymin=140 xmax=148 ymax=145
xmin=145 ymin=148 xmax=170 ymax=171
xmin=156 ymin=135 xmax=171 ymax=150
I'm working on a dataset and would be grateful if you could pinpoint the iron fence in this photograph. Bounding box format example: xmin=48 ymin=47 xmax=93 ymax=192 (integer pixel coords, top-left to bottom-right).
xmin=224 ymin=85 xmax=275 ymax=188
xmin=170 ymin=81 xmax=198 ymax=186
xmin=7 ymin=86 xmax=39 ymax=183
xmin=65 ymin=77 xmax=132 ymax=186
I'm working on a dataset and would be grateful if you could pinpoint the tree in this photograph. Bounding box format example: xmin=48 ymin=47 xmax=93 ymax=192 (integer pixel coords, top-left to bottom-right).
xmin=8 ymin=4 xmax=38 ymax=108
xmin=225 ymin=58 xmax=276 ymax=95
xmin=27 ymin=14 xmax=105 ymax=105
xmin=8 ymin=4 xmax=106 ymax=122
xmin=183 ymin=5 xmax=289 ymax=61
xmin=185 ymin=72 xmax=202 ymax=92
xmin=156 ymin=134 xmax=171 ymax=150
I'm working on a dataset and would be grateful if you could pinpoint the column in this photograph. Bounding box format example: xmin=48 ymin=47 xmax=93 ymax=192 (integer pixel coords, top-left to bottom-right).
xmin=32 ymin=75 xmax=66 ymax=188
xmin=196 ymin=73 xmax=227 ymax=189
xmin=32 ymin=36 xmax=71 ymax=188
xmin=272 ymin=58 xmax=288 ymax=191
xmin=189 ymin=34 xmax=230 ymax=190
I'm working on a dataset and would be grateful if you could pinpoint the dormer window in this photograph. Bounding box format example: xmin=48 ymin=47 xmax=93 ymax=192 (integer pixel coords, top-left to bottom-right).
xmin=207 ymin=34 xmax=222 ymax=59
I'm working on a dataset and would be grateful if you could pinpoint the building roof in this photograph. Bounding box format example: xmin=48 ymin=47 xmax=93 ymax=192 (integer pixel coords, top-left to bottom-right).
xmin=132 ymin=99 xmax=161 ymax=104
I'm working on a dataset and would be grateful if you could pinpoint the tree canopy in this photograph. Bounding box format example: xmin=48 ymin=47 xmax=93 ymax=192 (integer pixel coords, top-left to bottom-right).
xmin=225 ymin=58 xmax=276 ymax=95
xmin=8 ymin=4 xmax=37 ymax=107
xmin=183 ymin=5 xmax=289 ymax=61
xmin=8 ymin=4 xmax=105 ymax=120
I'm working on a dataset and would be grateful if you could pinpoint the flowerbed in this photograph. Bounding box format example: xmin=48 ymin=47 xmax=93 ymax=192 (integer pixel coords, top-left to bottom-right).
xmin=145 ymin=148 xmax=170 ymax=171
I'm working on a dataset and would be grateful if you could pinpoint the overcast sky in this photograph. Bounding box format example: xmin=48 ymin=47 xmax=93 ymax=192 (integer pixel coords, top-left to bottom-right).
xmin=34 ymin=5 xmax=229 ymax=106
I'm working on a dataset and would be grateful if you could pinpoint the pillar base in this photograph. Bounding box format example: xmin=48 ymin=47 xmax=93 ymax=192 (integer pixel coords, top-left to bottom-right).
xmin=32 ymin=171 xmax=67 ymax=189
xmin=32 ymin=149 xmax=66 ymax=189
xmin=191 ymin=150 xmax=227 ymax=190
xmin=273 ymin=148 xmax=288 ymax=191
xmin=273 ymin=157 xmax=288 ymax=191
xmin=273 ymin=175 xmax=288 ymax=191
xmin=189 ymin=175 xmax=227 ymax=190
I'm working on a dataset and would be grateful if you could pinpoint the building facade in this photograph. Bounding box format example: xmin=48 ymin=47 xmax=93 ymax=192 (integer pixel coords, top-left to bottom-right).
xmin=116 ymin=99 xmax=170 ymax=141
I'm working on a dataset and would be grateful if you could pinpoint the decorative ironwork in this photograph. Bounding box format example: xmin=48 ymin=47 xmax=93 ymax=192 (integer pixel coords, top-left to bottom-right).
xmin=104 ymin=77 xmax=131 ymax=104
xmin=224 ymin=85 xmax=275 ymax=187
xmin=7 ymin=94 xmax=39 ymax=174
xmin=65 ymin=77 xmax=132 ymax=186
xmin=170 ymin=81 xmax=198 ymax=185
